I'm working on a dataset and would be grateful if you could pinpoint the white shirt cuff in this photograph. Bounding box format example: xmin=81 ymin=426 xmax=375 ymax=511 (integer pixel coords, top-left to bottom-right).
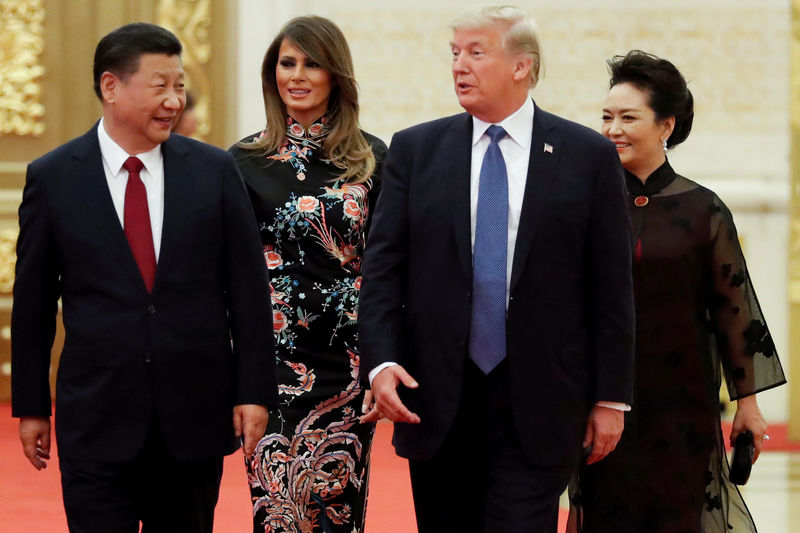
xmin=595 ymin=401 xmax=631 ymax=411
xmin=368 ymin=362 xmax=398 ymax=386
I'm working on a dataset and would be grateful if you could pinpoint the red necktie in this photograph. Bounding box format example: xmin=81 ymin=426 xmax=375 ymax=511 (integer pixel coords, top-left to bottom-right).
xmin=123 ymin=156 xmax=156 ymax=292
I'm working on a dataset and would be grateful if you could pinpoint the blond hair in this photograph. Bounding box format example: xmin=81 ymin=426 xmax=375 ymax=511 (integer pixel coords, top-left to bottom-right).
xmin=449 ymin=5 xmax=544 ymax=87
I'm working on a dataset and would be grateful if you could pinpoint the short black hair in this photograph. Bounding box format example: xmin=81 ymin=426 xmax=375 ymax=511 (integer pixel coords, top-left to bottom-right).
xmin=93 ymin=22 xmax=182 ymax=101
xmin=607 ymin=50 xmax=694 ymax=148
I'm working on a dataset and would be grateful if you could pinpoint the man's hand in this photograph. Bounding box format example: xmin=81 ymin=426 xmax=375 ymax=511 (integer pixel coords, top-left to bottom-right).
xmin=582 ymin=405 xmax=624 ymax=465
xmin=360 ymin=365 xmax=421 ymax=424
xmin=20 ymin=416 xmax=51 ymax=470
xmin=233 ymin=404 xmax=268 ymax=457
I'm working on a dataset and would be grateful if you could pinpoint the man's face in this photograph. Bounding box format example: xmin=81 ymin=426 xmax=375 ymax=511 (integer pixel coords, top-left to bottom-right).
xmin=450 ymin=23 xmax=521 ymax=122
xmin=103 ymin=53 xmax=185 ymax=153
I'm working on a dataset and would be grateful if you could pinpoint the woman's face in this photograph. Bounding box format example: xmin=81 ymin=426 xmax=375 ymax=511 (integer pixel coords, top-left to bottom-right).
xmin=601 ymin=82 xmax=672 ymax=179
xmin=275 ymin=38 xmax=333 ymax=128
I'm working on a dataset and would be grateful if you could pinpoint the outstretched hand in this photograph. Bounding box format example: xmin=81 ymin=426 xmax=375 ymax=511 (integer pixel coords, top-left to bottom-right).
xmin=360 ymin=365 xmax=421 ymax=424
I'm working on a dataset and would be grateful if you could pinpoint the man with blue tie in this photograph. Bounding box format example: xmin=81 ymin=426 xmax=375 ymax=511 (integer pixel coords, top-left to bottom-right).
xmin=11 ymin=23 xmax=276 ymax=532
xmin=359 ymin=6 xmax=635 ymax=532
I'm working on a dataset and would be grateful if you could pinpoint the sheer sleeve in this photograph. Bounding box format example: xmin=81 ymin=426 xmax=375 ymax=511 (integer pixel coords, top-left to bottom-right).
xmin=708 ymin=195 xmax=786 ymax=399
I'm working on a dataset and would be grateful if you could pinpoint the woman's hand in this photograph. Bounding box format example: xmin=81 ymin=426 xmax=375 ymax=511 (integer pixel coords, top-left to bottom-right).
xmin=730 ymin=395 xmax=768 ymax=463
xmin=361 ymin=390 xmax=374 ymax=415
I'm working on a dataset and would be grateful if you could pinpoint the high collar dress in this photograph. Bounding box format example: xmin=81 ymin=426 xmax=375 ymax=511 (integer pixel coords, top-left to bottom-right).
xmin=230 ymin=116 xmax=387 ymax=533
xmin=570 ymin=161 xmax=785 ymax=533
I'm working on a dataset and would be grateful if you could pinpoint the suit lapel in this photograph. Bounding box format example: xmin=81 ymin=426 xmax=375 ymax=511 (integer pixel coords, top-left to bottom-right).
xmin=445 ymin=114 xmax=475 ymax=282
xmin=510 ymin=104 xmax=560 ymax=292
xmin=71 ymin=125 xmax=148 ymax=290
xmin=154 ymin=136 xmax=194 ymax=292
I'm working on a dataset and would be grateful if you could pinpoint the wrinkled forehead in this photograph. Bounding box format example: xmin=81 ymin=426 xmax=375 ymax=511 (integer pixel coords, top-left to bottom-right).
xmin=450 ymin=21 xmax=508 ymax=49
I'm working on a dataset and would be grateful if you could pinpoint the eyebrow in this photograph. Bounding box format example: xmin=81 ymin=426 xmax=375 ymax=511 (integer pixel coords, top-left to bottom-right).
xmin=449 ymin=39 xmax=487 ymax=48
xmin=602 ymin=107 xmax=642 ymax=114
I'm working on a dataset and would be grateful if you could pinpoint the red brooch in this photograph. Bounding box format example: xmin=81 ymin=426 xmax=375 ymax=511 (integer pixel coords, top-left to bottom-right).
xmin=634 ymin=195 xmax=649 ymax=207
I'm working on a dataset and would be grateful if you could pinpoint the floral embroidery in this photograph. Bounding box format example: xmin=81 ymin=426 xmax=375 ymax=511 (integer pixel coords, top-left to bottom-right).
xmin=267 ymin=116 xmax=329 ymax=181
xmin=244 ymin=118 xmax=380 ymax=532
xmin=250 ymin=348 xmax=367 ymax=532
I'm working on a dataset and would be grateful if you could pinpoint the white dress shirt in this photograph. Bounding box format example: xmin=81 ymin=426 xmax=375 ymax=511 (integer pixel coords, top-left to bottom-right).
xmin=97 ymin=118 xmax=165 ymax=261
xmin=470 ymin=98 xmax=533 ymax=304
xmin=367 ymin=101 xmax=630 ymax=412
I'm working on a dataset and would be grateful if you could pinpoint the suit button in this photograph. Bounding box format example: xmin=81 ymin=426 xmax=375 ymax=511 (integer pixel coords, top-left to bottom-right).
xmin=147 ymin=305 xmax=156 ymax=314
xmin=144 ymin=352 xmax=152 ymax=363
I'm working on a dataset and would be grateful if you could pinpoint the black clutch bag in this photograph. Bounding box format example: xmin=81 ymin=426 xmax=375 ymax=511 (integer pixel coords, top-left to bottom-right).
xmin=729 ymin=430 xmax=754 ymax=485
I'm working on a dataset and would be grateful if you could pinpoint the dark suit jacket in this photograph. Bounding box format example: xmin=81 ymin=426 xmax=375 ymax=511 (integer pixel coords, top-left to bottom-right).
xmin=359 ymin=103 xmax=635 ymax=467
xmin=11 ymin=125 xmax=277 ymax=462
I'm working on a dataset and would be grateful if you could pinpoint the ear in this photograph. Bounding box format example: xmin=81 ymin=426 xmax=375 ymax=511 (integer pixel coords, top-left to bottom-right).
xmin=100 ymin=71 xmax=120 ymax=104
xmin=660 ymin=115 xmax=676 ymax=140
xmin=512 ymin=55 xmax=532 ymax=83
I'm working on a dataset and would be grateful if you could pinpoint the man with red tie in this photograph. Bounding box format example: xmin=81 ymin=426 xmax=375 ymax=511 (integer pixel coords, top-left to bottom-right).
xmin=11 ymin=23 xmax=276 ymax=532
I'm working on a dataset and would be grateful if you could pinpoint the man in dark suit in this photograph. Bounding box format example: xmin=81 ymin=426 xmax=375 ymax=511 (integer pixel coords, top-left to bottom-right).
xmin=11 ymin=23 xmax=276 ymax=533
xmin=359 ymin=6 xmax=635 ymax=532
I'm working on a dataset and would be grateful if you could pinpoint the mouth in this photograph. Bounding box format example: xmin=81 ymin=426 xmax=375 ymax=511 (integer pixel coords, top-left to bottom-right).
xmin=155 ymin=117 xmax=175 ymax=127
xmin=613 ymin=142 xmax=631 ymax=151
xmin=455 ymin=80 xmax=473 ymax=92
xmin=288 ymin=88 xmax=311 ymax=96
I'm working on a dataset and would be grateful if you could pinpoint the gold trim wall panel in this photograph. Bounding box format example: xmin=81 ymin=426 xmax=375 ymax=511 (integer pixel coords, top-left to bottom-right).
xmin=0 ymin=0 xmax=46 ymax=136
xmin=156 ymin=0 xmax=212 ymax=141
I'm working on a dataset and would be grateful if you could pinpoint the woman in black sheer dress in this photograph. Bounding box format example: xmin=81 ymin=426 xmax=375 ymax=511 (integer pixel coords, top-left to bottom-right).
xmin=570 ymin=50 xmax=786 ymax=533
xmin=229 ymin=16 xmax=386 ymax=533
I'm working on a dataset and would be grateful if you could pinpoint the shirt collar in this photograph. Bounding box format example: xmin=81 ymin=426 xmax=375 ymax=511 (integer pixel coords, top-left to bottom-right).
xmin=471 ymin=98 xmax=534 ymax=150
xmin=97 ymin=117 xmax=163 ymax=177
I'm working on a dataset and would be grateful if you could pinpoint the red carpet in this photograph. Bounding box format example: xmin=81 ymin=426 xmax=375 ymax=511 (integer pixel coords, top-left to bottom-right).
xmin=0 ymin=405 xmax=577 ymax=532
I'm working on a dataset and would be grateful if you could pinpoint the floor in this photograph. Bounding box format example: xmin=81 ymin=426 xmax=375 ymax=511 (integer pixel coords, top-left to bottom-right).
xmin=1 ymin=404 xmax=797 ymax=532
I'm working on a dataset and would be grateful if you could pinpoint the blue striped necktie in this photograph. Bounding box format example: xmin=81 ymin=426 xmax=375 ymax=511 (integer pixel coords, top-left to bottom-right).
xmin=469 ymin=125 xmax=508 ymax=374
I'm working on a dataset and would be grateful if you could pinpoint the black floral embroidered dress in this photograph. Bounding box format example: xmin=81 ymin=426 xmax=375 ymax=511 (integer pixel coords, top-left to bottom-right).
xmin=570 ymin=161 xmax=786 ymax=533
xmin=230 ymin=116 xmax=387 ymax=533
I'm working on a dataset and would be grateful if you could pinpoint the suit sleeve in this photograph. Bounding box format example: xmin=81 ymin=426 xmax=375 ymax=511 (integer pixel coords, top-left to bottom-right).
xmin=221 ymin=153 xmax=279 ymax=406
xmin=587 ymin=142 xmax=635 ymax=404
xmin=358 ymin=132 xmax=410 ymax=383
xmin=11 ymin=165 xmax=62 ymax=417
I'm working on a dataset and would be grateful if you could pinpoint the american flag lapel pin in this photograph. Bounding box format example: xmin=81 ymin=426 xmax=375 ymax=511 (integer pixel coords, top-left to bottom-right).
xmin=544 ymin=143 xmax=553 ymax=154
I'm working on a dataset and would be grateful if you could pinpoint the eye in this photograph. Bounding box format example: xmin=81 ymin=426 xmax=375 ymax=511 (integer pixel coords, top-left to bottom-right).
xmin=622 ymin=114 xmax=636 ymax=121
xmin=306 ymin=60 xmax=320 ymax=68
xmin=471 ymin=49 xmax=484 ymax=57
xmin=601 ymin=114 xmax=611 ymax=122
xmin=279 ymin=59 xmax=295 ymax=68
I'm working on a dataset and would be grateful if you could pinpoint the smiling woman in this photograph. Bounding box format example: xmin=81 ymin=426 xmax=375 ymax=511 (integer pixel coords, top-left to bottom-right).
xmin=569 ymin=50 xmax=786 ymax=533
xmin=275 ymin=40 xmax=333 ymax=128
xmin=228 ymin=15 xmax=387 ymax=533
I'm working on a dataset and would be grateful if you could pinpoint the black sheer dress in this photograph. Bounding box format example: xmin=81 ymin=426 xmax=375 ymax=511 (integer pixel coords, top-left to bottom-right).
xmin=569 ymin=161 xmax=786 ymax=533
xmin=230 ymin=116 xmax=387 ymax=533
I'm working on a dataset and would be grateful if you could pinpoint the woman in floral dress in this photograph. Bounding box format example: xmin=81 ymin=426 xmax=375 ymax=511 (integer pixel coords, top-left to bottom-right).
xmin=229 ymin=16 xmax=386 ymax=533
xmin=569 ymin=50 xmax=786 ymax=533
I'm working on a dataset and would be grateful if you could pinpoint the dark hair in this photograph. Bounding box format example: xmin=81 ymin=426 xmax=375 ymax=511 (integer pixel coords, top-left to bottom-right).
xmin=607 ymin=50 xmax=694 ymax=148
xmin=93 ymin=22 xmax=182 ymax=101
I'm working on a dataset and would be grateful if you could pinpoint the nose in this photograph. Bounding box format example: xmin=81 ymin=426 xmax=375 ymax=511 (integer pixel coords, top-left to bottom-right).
xmin=163 ymin=90 xmax=183 ymax=111
xmin=290 ymin=65 xmax=306 ymax=81
xmin=605 ymin=118 xmax=623 ymax=136
xmin=452 ymin=51 xmax=469 ymax=74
